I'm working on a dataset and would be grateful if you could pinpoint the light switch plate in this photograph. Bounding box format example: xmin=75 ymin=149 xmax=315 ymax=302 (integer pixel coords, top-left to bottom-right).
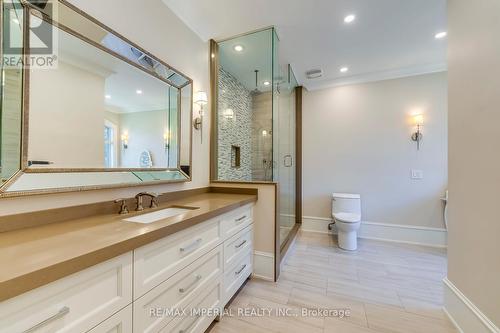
xmin=411 ymin=169 xmax=424 ymax=179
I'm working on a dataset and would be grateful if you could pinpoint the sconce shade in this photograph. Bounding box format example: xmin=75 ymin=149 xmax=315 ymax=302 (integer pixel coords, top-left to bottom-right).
xmin=195 ymin=91 xmax=208 ymax=105
xmin=413 ymin=114 xmax=424 ymax=126
xmin=121 ymin=132 xmax=129 ymax=149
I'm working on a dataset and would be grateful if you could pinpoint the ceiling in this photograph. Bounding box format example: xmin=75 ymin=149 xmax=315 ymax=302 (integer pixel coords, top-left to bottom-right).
xmin=162 ymin=0 xmax=447 ymax=90
xmin=59 ymin=28 xmax=172 ymax=113
xmin=218 ymin=29 xmax=273 ymax=91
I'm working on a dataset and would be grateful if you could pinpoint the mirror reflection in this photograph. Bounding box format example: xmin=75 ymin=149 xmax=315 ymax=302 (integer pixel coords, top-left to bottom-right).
xmin=0 ymin=0 xmax=23 ymax=184
xmin=28 ymin=19 xmax=179 ymax=169
xmin=0 ymin=0 xmax=194 ymax=195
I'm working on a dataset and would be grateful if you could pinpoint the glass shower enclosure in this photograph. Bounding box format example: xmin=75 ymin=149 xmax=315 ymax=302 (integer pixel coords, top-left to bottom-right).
xmin=211 ymin=28 xmax=298 ymax=247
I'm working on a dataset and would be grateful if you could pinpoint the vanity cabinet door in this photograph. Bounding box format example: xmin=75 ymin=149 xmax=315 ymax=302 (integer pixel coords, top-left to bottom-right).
xmin=158 ymin=279 xmax=222 ymax=333
xmin=133 ymin=218 xmax=222 ymax=299
xmin=133 ymin=245 xmax=223 ymax=333
xmin=222 ymin=250 xmax=253 ymax=307
xmin=220 ymin=205 xmax=253 ymax=240
xmin=223 ymin=224 xmax=253 ymax=270
xmin=87 ymin=305 xmax=132 ymax=333
xmin=0 ymin=253 xmax=133 ymax=333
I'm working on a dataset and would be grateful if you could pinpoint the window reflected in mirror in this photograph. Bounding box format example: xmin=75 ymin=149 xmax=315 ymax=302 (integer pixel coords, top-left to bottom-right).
xmin=0 ymin=0 xmax=23 ymax=185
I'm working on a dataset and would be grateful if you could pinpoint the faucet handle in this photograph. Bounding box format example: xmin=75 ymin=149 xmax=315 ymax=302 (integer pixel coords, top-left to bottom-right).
xmin=114 ymin=198 xmax=129 ymax=215
xmin=136 ymin=191 xmax=159 ymax=198
xmin=150 ymin=196 xmax=159 ymax=208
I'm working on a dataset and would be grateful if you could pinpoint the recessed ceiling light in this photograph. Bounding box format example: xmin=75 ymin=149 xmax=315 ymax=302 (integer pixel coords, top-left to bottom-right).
xmin=263 ymin=81 xmax=270 ymax=86
xmin=340 ymin=67 xmax=349 ymax=73
xmin=435 ymin=31 xmax=447 ymax=39
xmin=105 ymin=95 xmax=111 ymax=99
xmin=234 ymin=45 xmax=244 ymax=52
xmin=136 ymin=89 xmax=143 ymax=95
xmin=344 ymin=14 xmax=356 ymax=23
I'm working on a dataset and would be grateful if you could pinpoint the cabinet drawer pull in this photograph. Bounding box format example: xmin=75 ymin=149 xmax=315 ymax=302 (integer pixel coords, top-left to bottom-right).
xmin=235 ymin=239 xmax=247 ymax=249
xmin=179 ymin=274 xmax=202 ymax=294
xmin=235 ymin=264 xmax=247 ymax=276
xmin=180 ymin=238 xmax=202 ymax=253
xmin=179 ymin=315 xmax=200 ymax=333
xmin=235 ymin=215 xmax=247 ymax=223
xmin=23 ymin=306 xmax=70 ymax=333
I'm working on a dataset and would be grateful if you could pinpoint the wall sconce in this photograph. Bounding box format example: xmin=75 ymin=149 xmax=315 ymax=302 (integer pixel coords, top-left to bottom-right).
xmin=223 ymin=108 xmax=234 ymax=119
xmin=163 ymin=130 xmax=169 ymax=150
xmin=411 ymin=114 xmax=424 ymax=150
xmin=194 ymin=91 xmax=208 ymax=143
xmin=121 ymin=132 xmax=129 ymax=149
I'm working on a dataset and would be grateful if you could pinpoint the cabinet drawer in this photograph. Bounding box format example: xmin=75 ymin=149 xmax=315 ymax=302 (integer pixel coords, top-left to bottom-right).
xmin=222 ymin=250 xmax=252 ymax=306
xmin=134 ymin=245 xmax=223 ymax=333
xmin=224 ymin=225 xmax=253 ymax=270
xmin=159 ymin=279 xmax=222 ymax=333
xmin=0 ymin=253 xmax=132 ymax=333
xmin=87 ymin=305 xmax=132 ymax=333
xmin=220 ymin=205 xmax=253 ymax=240
xmin=134 ymin=218 xmax=222 ymax=298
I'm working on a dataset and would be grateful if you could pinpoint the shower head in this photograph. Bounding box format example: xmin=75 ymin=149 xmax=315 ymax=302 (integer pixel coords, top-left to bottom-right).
xmin=252 ymin=69 xmax=260 ymax=93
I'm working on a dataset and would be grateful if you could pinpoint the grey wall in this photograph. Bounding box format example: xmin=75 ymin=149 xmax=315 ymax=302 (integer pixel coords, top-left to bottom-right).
xmin=118 ymin=110 xmax=168 ymax=168
xmin=217 ymin=67 xmax=252 ymax=181
xmin=303 ymin=72 xmax=448 ymax=229
xmin=447 ymin=0 xmax=500 ymax=326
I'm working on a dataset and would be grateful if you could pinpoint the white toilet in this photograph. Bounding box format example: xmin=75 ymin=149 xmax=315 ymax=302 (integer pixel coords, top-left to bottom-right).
xmin=331 ymin=193 xmax=362 ymax=251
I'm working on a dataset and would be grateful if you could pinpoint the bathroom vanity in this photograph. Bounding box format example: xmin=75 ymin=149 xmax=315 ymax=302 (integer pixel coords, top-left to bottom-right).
xmin=0 ymin=190 xmax=256 ymax=333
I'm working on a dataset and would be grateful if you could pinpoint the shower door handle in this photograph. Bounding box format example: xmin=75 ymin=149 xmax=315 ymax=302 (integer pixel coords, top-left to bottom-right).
xmin=284 ymin=155 xmax=293 ymax=167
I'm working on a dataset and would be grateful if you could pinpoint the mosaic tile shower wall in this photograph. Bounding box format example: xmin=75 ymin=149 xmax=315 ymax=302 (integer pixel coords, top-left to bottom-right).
xmin=217 ymin=67 xmax=252 ymax=180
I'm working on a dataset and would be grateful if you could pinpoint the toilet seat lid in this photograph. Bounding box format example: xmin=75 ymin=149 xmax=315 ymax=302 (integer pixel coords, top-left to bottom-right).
xmin=334 ymin=212 xmax=361 ymax=223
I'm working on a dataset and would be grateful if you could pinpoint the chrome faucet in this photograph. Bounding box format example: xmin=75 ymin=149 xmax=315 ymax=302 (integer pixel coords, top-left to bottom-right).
xmin=135 ymin=192 xmax=159 ymax=211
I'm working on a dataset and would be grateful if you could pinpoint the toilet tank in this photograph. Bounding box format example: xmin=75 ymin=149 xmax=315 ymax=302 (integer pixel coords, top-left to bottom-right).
xmin=332 ymin=193 xmax=361 ymax=215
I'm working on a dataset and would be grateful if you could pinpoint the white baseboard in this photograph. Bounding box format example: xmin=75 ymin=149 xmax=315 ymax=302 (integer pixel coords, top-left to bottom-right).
xmin=279 ymin=213 xmax=296 ymax=227
xmin=302 ymin=215 xmax=447 ymax=248
xmin=443 ymin=277 xmax=500 ymax=333
xmin=252 ymin=251 xmax=274 ymax=281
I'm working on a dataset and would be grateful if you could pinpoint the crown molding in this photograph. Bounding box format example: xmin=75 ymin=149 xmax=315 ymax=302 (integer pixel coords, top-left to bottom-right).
xmin=304 ymin=62 xmax=447 ymax=91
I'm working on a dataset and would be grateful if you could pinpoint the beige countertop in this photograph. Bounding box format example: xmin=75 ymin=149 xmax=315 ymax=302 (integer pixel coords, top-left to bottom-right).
xmin=0 ymin=192 xmax=257 ymax=302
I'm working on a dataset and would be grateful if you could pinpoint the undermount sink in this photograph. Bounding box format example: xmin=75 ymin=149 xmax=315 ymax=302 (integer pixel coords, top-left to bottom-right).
xmin=122 ymin=206 xmax=199 ymax=224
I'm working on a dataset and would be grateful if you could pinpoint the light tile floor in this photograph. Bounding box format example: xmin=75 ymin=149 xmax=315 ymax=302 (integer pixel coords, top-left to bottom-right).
xmin=210 ymin=230 xmax=457 ymax=333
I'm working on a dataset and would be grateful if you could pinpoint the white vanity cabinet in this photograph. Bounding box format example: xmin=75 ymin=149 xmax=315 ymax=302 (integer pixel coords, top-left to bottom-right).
xmin=133 ymin=203 xmax=254 ymax=333
xmin=0 ymin=203 xmax=254 ymax=333
xmin=0 ymin=253 xmax=133 ymax=333
xmin=133 ymin=218 xmax=222 ymax=298
xmin=86 ymin=305 xmax=133 ymax=333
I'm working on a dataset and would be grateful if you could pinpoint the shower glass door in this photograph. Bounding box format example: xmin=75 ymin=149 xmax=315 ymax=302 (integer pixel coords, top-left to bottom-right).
xmin=273 ymin=60 xmax=298 ymax=247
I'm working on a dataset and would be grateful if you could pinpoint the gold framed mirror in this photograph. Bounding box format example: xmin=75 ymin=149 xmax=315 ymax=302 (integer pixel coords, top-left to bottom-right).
xmin=0 ymin=0 xmax=193 ymax=197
